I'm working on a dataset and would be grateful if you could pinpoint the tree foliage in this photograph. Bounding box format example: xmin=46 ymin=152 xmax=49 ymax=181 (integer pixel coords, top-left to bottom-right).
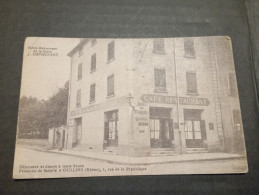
xmin=18 ymin=81 xmax=69 ymax=139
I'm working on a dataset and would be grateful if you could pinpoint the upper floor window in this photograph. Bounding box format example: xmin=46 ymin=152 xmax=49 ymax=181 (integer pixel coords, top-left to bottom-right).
xmin=107 ymin=75 xmax=114 ymax=97
xmin=228 ymin=73 xmax=237 ymax=96
xmin=79 ymin=47 xmax=83 ymax=56
xmin=92 ymin=39 xmax=97 ymax=46
xmin=186 ymin=72 xmax=198 ymax=94
xmin=184 ymin=38 xmax=196 ymax=58
xmin=154 ymin=68 xmax=167 ymax=92
xmin=91 ymin=53 xmax=96 ymax=72
xmin=90 ymin=84 xmax=96 ymax=103
xmin=107 ymin=41 xmax=115 ymax=62
xmin=76 ymin=89 xmax=81 ymax=108
xmin=78 ymin=63 xmax=82 ymax=80
xmin=153 ymin=39 xmax=165 ymax=53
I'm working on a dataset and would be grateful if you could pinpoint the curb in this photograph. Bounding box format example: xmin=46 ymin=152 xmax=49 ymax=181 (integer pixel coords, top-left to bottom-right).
xmin=18 ymin=145 xmax=246 ymax=166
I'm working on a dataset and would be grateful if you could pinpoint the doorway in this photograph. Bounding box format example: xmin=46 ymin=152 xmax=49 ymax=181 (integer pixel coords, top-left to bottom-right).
xmin=73 ymin=117 xmax=82 ymax=147
xmin=149 ymin=107 xmax=174 ymax=148
xmin=184 ymin=109 xmax=206 ymax=148
xmin=104 ymin=110 xmax=118 ymax=148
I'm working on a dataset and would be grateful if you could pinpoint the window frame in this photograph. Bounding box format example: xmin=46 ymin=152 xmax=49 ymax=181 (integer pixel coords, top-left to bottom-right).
xmin=107 ymin=40 xmax=115 ymax=62
xmin=91 ymin=53 xmax=96 ymax=72
xmin=77 ymin=63 xmax=82 ymax=80
xmin=107 ymin=74 xmax=115 ymax=98
xmin=154 ymin=68 xmax=167 ymax=93
xmin=89 ymin=83 xmax=96 ymax=103
xmin=76 ymin=89 xmax=81 ymax=108
xmin=186 ymin=71 xmax=198 ymax=95
xmin=184 ymin=38 xmax=196 ymax=58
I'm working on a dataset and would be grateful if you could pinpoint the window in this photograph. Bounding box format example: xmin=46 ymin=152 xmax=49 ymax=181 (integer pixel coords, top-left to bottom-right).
xmin=186 ymin=72 xmax=198 ymax=94
xmin=228 ymin=73 xmax=237 ymax=96
xmin=76 ymin=89 xmax=81 ymax=108
xmin=92 ymin=39 xmax=97 ymax=46
xmin=153 ymin=38 xmax=165 ymax=53
xmin=184 ymin=38 xmax=195 ymax=58
xmin=79 ymin=47 xmax=83 ymax=56
xmin=90 ymin=84 xmax=96 ymax=103
xmin=107 ymin=41 xmax=115 ymax=61
xmin=107 ymin=75 xmax=114 ymax=97
xmin=91 ymin=53 xmax=96 ymax=72
xmin=154 ymin=68 xmax=167 ymax=92
xmin=78 ymin=63 xmax=82 ymax=80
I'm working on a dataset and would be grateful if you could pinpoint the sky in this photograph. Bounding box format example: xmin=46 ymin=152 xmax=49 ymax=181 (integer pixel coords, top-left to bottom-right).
xmin=20 ymin=37 xmax=79 ymax=100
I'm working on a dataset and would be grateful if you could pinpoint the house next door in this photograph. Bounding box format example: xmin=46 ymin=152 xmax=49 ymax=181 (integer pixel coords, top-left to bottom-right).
xmin=149 ymin=107 xmax=174 ymax=148
xmin=184 ymin=109 xmax=206 ymax=148
xmin=104 ymin=110 xmax=118 ymax=148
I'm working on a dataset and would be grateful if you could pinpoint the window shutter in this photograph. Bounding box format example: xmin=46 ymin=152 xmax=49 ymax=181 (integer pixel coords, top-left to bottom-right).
xmin=186 ymin=72 xmax=197 ymax=94
xmin=90 ymin=84 xmax=95 ymax=102
xmin=107 ymin=75 xmax=114 ymax=96
xmin=154 ymin=69 xmax=166 ymax=91
xmin=108 ymin=41 xmax=115 ymax=61
xmin=78 ymin=64 xmax=82 ymax=80
xmin=184 ymin=39 xmax=196 ymax=57
xmin=91 ymin=53 xmax=96 ymax=71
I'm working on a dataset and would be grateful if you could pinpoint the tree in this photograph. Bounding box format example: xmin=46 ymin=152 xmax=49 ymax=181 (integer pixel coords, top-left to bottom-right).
xmin=17 ymin=81 xmax=69 ymax=139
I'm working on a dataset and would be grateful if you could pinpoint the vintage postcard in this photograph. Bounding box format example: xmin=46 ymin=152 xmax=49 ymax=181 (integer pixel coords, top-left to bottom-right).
xmin=13 ymin=36 xmax=248 ymax=179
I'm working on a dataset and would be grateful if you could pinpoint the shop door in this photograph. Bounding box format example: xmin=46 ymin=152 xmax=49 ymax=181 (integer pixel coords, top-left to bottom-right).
xmin=233 ymin=110 xmax=244 ymax=153
xmin=104 ymin=110 xmax=118 ymax=148
xmin=184 ymin=109 xmax=206 ymax=148
xmin=150 ymin=107 xmax=173 ymax=148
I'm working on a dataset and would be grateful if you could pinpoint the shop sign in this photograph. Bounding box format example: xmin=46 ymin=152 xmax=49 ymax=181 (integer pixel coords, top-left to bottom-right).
xmin=141 ymin=94 xmax=210 ymax=106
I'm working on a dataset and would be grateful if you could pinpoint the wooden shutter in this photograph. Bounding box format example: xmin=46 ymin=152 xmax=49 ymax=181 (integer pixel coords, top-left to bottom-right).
xmin=107 ymin=75 xmax=114 ymax=96
xmin=228 ymin=73 xmax=237 ymax=96
xmin=154 ymin=69 xmax=166 ymax=91
xmin=91 ymin=53 xmax=96 ymax=71
xmin=108 ymin=41 xmax=115 ymax=61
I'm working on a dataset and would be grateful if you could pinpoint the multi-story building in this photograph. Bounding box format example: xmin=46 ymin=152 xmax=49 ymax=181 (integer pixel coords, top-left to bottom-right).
xmin=65 ymin=37 xmax=245 ymax=157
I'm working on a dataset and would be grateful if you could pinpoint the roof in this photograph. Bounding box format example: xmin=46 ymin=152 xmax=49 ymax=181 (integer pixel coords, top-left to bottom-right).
xmin=67 ymin=38 xmax=89 ymax=57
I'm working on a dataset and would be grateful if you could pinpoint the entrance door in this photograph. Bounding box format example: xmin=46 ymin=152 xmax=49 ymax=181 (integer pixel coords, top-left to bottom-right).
xmin=184 ymin=109 xmax=206 ymax=148
xmin=73 ymin=118 xmax=82 ymax=147
xmin=150 ymin=107 xmax=173 ymax=148
xmin=233 ymin=110 xmax=244 ymax=153
xmin=104 ymin=110 xmax=118 ymax=148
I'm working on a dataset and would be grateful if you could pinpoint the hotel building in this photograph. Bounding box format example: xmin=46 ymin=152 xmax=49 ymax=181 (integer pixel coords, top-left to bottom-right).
xmin=65 ymin=37 xmax=245 ymax=157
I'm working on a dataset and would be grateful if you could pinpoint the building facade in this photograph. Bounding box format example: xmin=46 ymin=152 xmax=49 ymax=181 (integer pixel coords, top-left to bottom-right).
xmin=65 ymin=37 xmax=245 ymax=157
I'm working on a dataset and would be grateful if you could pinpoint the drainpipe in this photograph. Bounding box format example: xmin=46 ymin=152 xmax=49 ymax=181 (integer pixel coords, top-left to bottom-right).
xmin=173 ymin=39 xmax=182 ymax=154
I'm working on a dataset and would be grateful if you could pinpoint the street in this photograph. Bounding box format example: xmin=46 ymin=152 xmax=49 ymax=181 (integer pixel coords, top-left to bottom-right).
xmin=13 ymin=147 xmax=248 ymax=179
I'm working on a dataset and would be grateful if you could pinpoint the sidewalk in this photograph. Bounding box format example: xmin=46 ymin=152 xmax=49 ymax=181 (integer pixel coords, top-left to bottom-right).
xmin=18 ymin=145 xmax=245 ymax=166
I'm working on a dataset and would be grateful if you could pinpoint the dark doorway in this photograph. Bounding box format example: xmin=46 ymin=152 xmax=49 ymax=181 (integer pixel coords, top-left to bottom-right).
xmin=149 ymin=107 xmax=174 ymax=148
xmin=184 ymin=109 xmax=206 ymax=148
xmin=73 ymin=118 xmax=82 ymax=147
xmin=104 ymin=110 xmax=118 ymax=148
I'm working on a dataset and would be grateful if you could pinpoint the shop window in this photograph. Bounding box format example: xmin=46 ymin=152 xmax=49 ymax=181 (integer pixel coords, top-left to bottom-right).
xmin=78 ymin=47 xmax=83 ymax=56
xmin=186 ymin=72 xmax=198 ymax=94
xmin=150 ymin=119 xmax=160 ymax=139
xmin=78 ymin=63 xmax=82 ymax=80
xmin=107 ymin=75 xmax=114 ymax=97
xmin=90 ymin=84 xmax=95 ymax=103
xmin=184 ymin=38 xmax=196 ymax=58
xmin=107 ymin=40 xmax=115 ymax=62
xmin=92 ymin=39 xmax=97 ymax=46
xmin=76 ymin=89 xmax=81 ymax=108
xmin=154 ymin=68 xmax=167 ymax=92
xmin=91 ymin=53 xmax=96 ymax=72
xmin=153 ymin=38 xmax=165 ymax=53
xmin=228 ymin=73 xmax=237 ymax=96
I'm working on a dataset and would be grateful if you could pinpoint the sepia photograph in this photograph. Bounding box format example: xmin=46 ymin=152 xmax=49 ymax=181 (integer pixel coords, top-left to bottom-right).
xmin=13 ymin=36 xmax=248 ymax=179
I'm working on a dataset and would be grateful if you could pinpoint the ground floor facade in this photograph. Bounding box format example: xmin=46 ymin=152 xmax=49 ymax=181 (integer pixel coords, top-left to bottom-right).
xmin=65 ymin=94 xmax=244 ymax=157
